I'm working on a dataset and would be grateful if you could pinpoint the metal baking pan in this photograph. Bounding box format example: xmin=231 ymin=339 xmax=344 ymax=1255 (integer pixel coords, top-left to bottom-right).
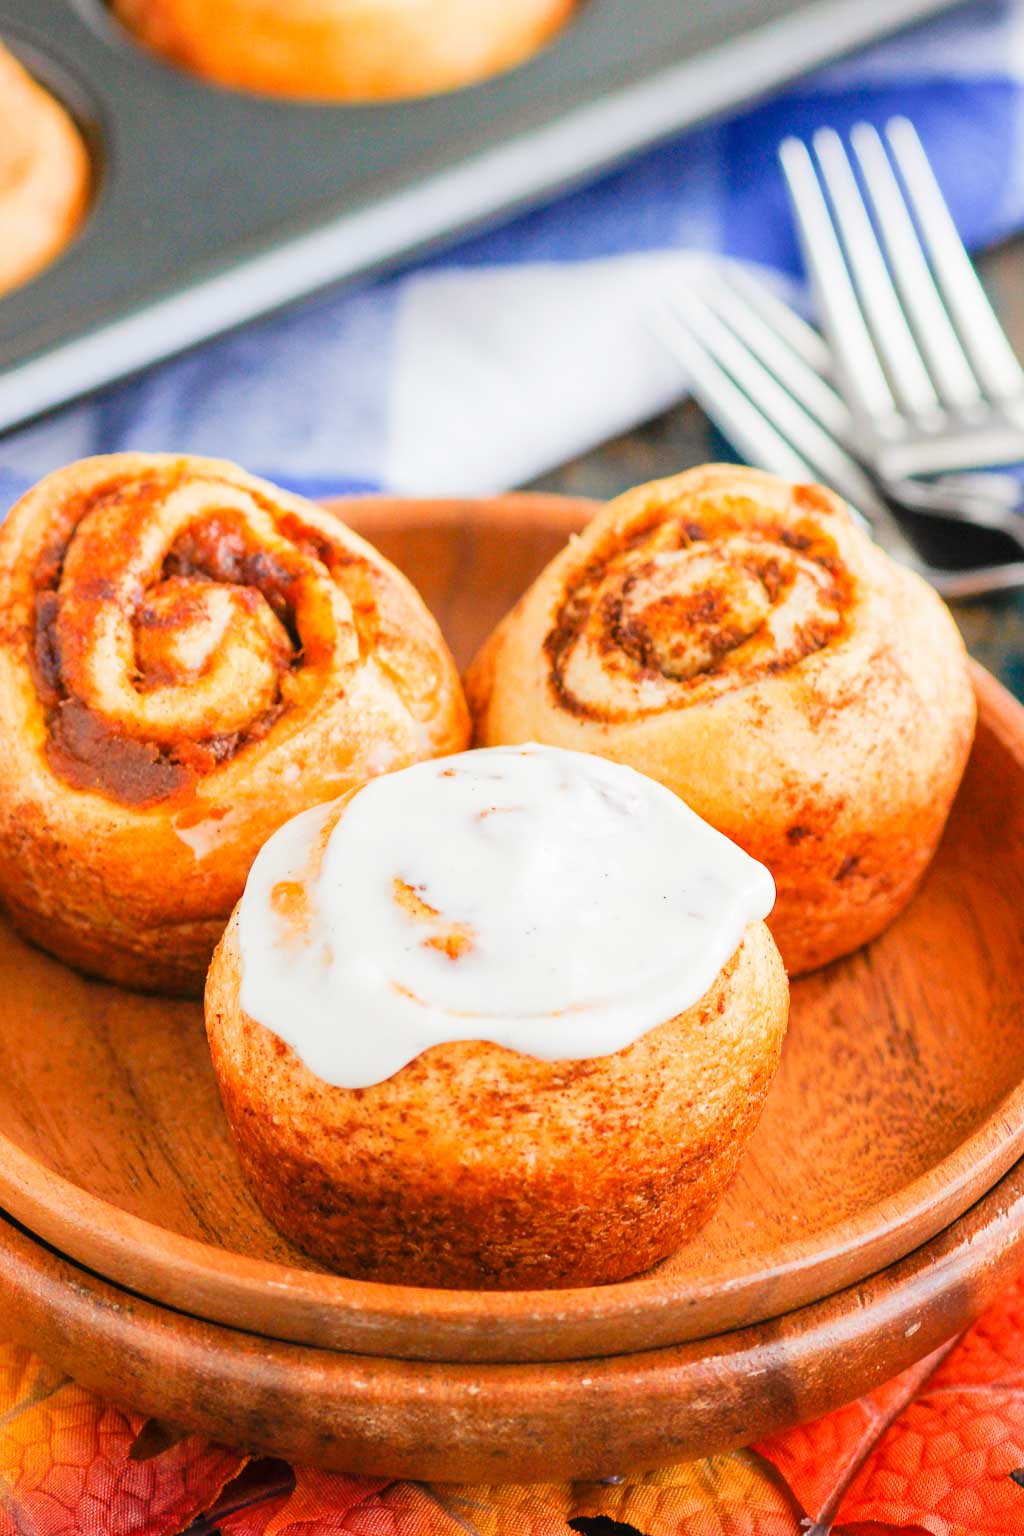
xmin=0 ymin=0 xmax=965 ymax=436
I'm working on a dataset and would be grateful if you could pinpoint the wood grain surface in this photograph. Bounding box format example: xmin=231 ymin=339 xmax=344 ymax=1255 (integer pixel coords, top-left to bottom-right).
xmin=0 ymin=495 xmax=1022 ymax=1367
xmin=1 ymin=1157 xmax=1024 ymax=1482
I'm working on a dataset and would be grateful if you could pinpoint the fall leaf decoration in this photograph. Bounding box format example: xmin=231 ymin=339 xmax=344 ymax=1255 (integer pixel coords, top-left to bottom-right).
xmin=821 ymin=1274 xmax=1024 ymax=1534
xmin=2 ymin=1280 xmax=1024 ymax=1536
xmin=0 ymin=1343 xmax=245 ymax=1536
xmin=753 ymin=1345 xmax=957 ymax=1528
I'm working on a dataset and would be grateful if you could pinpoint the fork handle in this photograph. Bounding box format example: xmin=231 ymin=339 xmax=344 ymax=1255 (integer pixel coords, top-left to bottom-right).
xmin=880 ymin=474 xmax=1024 ymax=548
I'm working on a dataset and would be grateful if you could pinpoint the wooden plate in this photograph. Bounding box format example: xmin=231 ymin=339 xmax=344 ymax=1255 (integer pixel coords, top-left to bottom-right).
xmin=3 ymin=1156 xmax=1024 ymax=1481
xmin=0 ymin=495 xmax=1023 ymax=1367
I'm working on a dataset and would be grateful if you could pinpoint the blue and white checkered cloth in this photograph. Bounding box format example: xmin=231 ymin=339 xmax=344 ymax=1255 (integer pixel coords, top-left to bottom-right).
xmin=3 ymin=0 xmax=1024 ymax=510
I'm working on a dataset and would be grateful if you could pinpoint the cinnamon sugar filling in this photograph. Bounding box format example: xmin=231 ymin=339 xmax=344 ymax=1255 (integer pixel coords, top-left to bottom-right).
xmin=544 ymin=500 xmax=855 ymax=722
xmin=28 ymin=470 xmax=375 ymax=807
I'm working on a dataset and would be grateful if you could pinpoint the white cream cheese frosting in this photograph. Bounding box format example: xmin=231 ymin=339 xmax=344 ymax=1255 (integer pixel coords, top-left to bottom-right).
xmin=236 ymin=743 xmax=776 ymax=1088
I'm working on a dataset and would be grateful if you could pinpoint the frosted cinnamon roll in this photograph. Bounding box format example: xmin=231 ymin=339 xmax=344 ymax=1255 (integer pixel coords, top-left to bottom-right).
xmin=0 ymin=43 xmax=90 ymax=296
xmin=467 ymin=466 xmax=976 ymax=975
xmin=112 ymin=0 xmax=576 ymax=100
xmin=0 ymin=454 xmax=468 ymax=994
xmin=206 ymin=744 xmax=788 ymax=1289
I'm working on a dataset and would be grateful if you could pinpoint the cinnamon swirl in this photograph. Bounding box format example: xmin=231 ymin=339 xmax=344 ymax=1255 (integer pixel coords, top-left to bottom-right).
xmin=0 ymin=454 xmax=468 ymax=994
xmin=206 ymin=745 xmax=789 ymax=1288
xmin=112 ymin=0 xmax=576 ymax=100
xmin=0 ymin=43 xmax=90 ymax=296
xmin=467 ymin=466 xmax=976 ymax=974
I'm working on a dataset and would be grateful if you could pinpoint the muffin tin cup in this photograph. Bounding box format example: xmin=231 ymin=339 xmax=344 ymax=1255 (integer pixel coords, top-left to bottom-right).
xmin=0 ymin=0 xmax=962 ymax=437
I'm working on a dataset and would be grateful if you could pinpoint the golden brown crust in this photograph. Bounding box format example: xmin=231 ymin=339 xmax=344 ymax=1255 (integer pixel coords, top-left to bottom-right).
xmin=0 ymin=454 xmax=469 ymax=994
xmin=0 ymin=44 xmax=90 ymax=297
xmin=466 ymin=465 xmax=977 ymax=975
xmin=113 ymin=0 xmax=576 ymax=100
xmin=206 ymin=911 xmax=788 ymax=1289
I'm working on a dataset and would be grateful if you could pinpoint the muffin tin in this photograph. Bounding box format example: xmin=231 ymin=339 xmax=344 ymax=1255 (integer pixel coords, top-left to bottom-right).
xmin=0 ymin=0 xmax=964 ymax=438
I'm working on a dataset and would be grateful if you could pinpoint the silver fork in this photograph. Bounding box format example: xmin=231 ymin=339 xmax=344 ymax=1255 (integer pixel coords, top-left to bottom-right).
xmin=686 ymin=261 xmax=1024 ymax=550
xmin=779 ymin=117 xmax=1024 ymax=498
xmin=656 ymin=261 xmax=1024 ymax=598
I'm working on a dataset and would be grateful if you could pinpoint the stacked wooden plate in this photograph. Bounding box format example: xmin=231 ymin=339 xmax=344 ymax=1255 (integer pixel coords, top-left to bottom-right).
xmin=3 ymin=495 xmax=1024 ymax=1482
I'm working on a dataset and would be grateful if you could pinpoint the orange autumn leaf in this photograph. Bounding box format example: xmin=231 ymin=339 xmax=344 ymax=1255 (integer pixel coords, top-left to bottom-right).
xmin=756 ymin=1346 xmax=954 ymax=1526
xmin=342 ymin=1455 xmax=802 ymax=1536
xmin=375 ymin=1481 xmax=577 ymax=1536
xmin=264 ymin=1471 xmax=391 ymax=1534
xmin=346 ymin=1480 xmax=568 ymax=1536
xmin=212 ymin=1453 xmax=803 ymax=1536
xmin=215 ymin=1497 xmax=291 ymax=1536
xmin=837 ymin=1393 xmax=1024 ymax=1534
xmin=569 ymin=1453 xmax=804 ymax=1536
xmin=832 ymin=1275 xmax=1024 ymax=1535
xmin=212 ymin=1468 xmax=391 ymax=1536
xmin=340 ymin=1481 xmax=453 ymax=1536
xmin=227 ymin=1478 xmax=579 ymax=1536
xmin=0 ymin=1341 xmax=246 ymax=1536
xmin=203 ymin=1462 xmax=296 ymax=1535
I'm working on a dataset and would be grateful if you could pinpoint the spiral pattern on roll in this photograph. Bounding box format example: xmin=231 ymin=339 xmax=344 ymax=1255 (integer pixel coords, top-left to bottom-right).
xmin=544 ymin=483 xmax=855 ymax=723
xmin=30 ymin=463 xmax=408 ymax=805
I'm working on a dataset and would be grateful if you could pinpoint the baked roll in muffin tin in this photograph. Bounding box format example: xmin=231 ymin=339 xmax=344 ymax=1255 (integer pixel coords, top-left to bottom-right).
xmin=0 ymin=0 xmax=961 ymax=436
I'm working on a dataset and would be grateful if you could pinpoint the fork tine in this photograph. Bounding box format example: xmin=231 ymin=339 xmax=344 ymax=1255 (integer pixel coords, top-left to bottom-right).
xmin=655 ymin=303 xmax=817 ymax=482
xmin=850 ymin=122 xmax=982 ymax=412
xmin=718 ymin=261 xmax=834 ymax=377
xmin=696 ymin=267 xmax=855 ymax=447
xmin=656 ymin=294 xmax=1024 ymax=600
xmin=706 ymin=267 xmax=1024 ymax=550
xmin=663 ymin=289 xmax=884 ymax=518
xmin=778 ymin=136 xmax=900 ymax=432
xmin=885 ymin=116 xmax=1024 ymax=402
xmin=811 ymin=128 xmax=940 ymax=421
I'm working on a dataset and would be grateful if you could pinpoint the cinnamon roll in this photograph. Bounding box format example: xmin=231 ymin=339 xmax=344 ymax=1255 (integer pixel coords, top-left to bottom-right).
xmin=467 ymin=466 xmax=976 ymax=975
xmin=0 ymin=454 xmax=468 ymax=994
xmin=112 ymin=0 xmax=576 ymax=100
xmin=0 ymin=43 xmax=90 ymax=297
xmin=206 ymin=744 xmax=788 ymax=1288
